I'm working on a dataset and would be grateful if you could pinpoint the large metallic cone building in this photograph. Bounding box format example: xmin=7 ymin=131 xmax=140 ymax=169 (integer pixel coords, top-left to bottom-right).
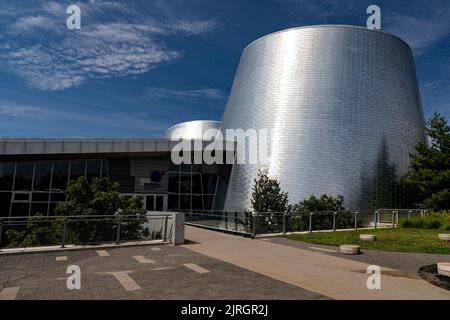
xmin=220 ymin=25 xmax=426 ymax=211
xmin=0 ymin=25 xmax=427 ymax=217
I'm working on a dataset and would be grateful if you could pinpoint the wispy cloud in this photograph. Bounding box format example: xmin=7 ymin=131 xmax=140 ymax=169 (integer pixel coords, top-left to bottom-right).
xmin=10 ymin=15 xmax=55 ymax=32
xmin=0 ymin=105 xmax=41 ymax=117
xmin=0 ymin=0 xmax=219 ymax=91
xmin=143 ymin=87 xmax=224 ymax=101
xmin=0 ymin=101 xmax=168 ymax=136
xmin=384 ymin=9 xmax=450 ymax=53
xmin=277 ymin=0 xmax=363 ymax=19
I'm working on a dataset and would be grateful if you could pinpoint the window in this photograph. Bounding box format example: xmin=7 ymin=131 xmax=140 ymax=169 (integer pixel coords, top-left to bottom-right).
xmin=179 ymin=173 xmax=191 ymax=194
xmin=0 ymin=192 xmax=12 ymax=217
xmin=101 ymin=160 xmax=108 ymax=177
xmin=0 ymin=163 xmax=15 ymax=191
xmin=86 ymin=160 xmax=102 ymax=181
xmin=14 ymin=162 xmax=34 ymax=191
xmin=168 ymin=172 xmax=180 ymax=193
xmin=168 ymin=194 xmax=179 ymax=210
xmin=192 ymin=195 xmax=203 ymax=210
xmin=13 ymin=193 xmax=31 ymax=201
xmin=33 ymin=161 xmax=52 ymax=191
xmin=32 ymin=192 xmax=50 ymax=202
xmin=50 ymin=192 xmax=66 ymax=202
xmin=30 ymin=203 xmax=49 ymax=216
xmin=180 ymin=194 xmax=191 ymax=210
xmin=52 ymin=161 xmax=69 ymax=191
xmin=202 ymin=174 xmax=218 ymax=194
xmin=191 ymin=174 xmax=202 ymax=194
xmin=11 ymin=203 xmax=29 ymax=217
xmin=70 ymin=160 xmax=86 ymax=180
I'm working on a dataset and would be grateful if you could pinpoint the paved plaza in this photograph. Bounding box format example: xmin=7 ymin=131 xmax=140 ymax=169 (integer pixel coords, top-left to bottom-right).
xmin=0 ymin=242 xmax=327 ymax=300
xmin=1 ymin=226 xmax=449 ymax=300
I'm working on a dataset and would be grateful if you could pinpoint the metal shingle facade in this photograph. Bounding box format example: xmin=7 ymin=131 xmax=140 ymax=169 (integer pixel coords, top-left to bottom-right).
xmin=221 ymin=25 xmax=426 ymax=210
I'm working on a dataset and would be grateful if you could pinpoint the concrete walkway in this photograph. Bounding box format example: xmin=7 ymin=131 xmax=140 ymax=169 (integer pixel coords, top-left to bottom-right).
xmin=183 ymin=226 xmax=450 ymax=300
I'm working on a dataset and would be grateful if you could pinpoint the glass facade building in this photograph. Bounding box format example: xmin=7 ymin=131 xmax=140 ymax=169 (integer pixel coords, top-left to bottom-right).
xmin=0 ymin=160 xmax=107 ymax=217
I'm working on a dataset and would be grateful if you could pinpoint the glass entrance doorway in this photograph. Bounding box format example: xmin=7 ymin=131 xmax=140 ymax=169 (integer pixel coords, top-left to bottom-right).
xmin=144 ymin=194 xmax=167 ymax=211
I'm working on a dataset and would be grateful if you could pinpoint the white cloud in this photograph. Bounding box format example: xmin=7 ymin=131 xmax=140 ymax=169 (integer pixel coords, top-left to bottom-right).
xmin=143 ymin=87 xmax=224 ymax=100
xmin=0 ymin=1 xmax=218 ymax=91
xmin=10 ymin=15 xmax=55 ymax=32
xmin=384 ymin=12 xmax=450 ymax=52
xmin=0 ymin=101 xmax=168 ymax=135
xmin=0 ymin=105 xmax=41 ymax=117
xmin=169 ymin=20 xmax=219 ymax=35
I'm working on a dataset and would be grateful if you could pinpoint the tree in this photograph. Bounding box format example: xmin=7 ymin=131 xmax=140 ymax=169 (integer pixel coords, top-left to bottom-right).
xmin=250 ymin=169 xmax=289 ymax=233
xmin=408 ymin=112 xmax=450 ymax=210
xmin=5 ymin=177 xmax=149 ymax=247
xmin=54 ymin=176 xmax=147 ymax=244
xmin=251 ymin=169 xmax=289 ymax=213
xmin=290 ymin=195 xmax=354 ymax=231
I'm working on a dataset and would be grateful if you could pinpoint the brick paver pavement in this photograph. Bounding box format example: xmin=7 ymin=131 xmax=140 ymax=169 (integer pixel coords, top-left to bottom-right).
xmin=0 ymin=244 xmax=329 ymax=300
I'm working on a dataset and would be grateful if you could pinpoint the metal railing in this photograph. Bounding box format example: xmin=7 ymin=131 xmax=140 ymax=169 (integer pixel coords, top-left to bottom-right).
xmin=183 ymin=208 xmax=430 ymax=237
xmin=0 ymin=213 xmax=174 ymax=249
xmin=184 ymin=210 xmax=252 ymax=235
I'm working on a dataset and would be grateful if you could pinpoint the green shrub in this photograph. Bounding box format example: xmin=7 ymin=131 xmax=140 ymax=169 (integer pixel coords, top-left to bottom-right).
xmin=426 ymin=219 xmax=442 ymax=229
xmin=399 ymin=211 xmax=450 ymax=230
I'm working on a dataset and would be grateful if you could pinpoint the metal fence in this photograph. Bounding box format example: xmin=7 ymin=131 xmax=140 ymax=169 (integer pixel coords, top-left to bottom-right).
xmin=183 ymin=209 xmax=429 ymax=237
xmin=0 ymin=213 xmax=174 ymax=249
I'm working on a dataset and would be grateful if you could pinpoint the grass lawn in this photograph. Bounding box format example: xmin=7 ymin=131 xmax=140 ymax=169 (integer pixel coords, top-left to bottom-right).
xmin=287 ymin=228 xmax=450 ymax=254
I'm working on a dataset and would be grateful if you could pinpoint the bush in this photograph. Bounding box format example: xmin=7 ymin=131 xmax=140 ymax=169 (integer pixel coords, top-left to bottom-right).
xmin=399 ymin=211 xmax=450 ymax=230
xmin=289 ymin=195 xmax=356 ymax=231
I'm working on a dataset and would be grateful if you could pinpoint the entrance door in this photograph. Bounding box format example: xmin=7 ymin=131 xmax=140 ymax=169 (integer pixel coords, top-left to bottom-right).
xmin=144 ymin=195 xmax=166 ymax=211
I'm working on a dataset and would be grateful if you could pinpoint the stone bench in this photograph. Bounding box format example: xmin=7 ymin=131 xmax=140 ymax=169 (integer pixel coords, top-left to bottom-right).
xmin=339 ymin=245 xmax=361 ymax=255
xmin=438 ymin=234 xmax=450 ymax=241
xmin=359 ymin=234 xmax=376 ymax=242
xmin=437 ymin=262 xmax=450 ymax=277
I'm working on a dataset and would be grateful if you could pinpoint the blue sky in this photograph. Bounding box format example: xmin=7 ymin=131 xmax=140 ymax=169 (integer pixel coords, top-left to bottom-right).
xmin=0 ymin=0 xmax=449 ymax=138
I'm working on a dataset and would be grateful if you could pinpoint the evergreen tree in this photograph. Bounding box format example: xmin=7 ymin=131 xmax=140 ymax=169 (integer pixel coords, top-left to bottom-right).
xmin=251 ymin=169 xmax=289 ymax=213
xmin=408 ymin=112 xmax=450 ymax=210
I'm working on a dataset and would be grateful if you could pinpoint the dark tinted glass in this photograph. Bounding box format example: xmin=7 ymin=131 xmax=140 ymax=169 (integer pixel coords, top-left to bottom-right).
xmin=70 ymin=160 xmax=86 ymax=180
xmin=11 ymin=203 xmax=29 ymax=217
xmin=0 ymin=163 xmax=15 ymax=191
xmin=191 ymin=174 xmax=202 ymax=194
xmin=33 ymin=161 xmax=52 ymax=191
xmin=0 ymin=192 xmax=11 ymax=217
xmin=202 ymin=174 xmax=218 ymax=194
xmin=86 ymin=160 xmax=101 ymax=181
xmin=168 ymin=194 xmax=179 ymax=210
xmin=179 ymin=173 xmax=191 ymax=194
xmin=30 ymin=203 xmax=49 ymax=216
xmin=14 ymin=162 xmax=34 ymax=191
xmin=52 ymin=161 xmax=69 ymax=191
xmin=192 ymin=195 xmax=203 ymax=210
xmin=180 ymin=194 xmax=191 ymax=210
xmin=168 ymin=172 xmax=179 ymax=193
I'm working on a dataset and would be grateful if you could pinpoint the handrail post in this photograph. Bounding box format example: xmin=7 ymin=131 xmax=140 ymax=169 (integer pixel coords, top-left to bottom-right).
xmin=333 ymin=211 xmax=337 ymax=231
xmin=0 ymin=219 xmax=3 ymax=248
xmin=252 ymin=214 xmax=256 ymax=239
xmin=225 ymin=211 xmax=228 ymax=230
xmin=354 ymin=211 xmax=359 ymax=230
xmin=374 ymin=210 xmax=378 ymax=229
xmin=234 ymin=212 xmax=238 ymax=231
xmin=61 ymin=217 xmax=67 ymax=248
xmin=163 ymin=215 xmax=168 ymax=241
xmin=408 ymin=210 xmax=412 ymax=221
xmin=116 ymin=214 xmax=122 ymax=244
xmin=392 ymin=210 xmax=395 ymax=228
xmin=282 ymin=212 xmax=286 ymax=235
xmin=309 ymin=212 xmax=313 ymax=233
